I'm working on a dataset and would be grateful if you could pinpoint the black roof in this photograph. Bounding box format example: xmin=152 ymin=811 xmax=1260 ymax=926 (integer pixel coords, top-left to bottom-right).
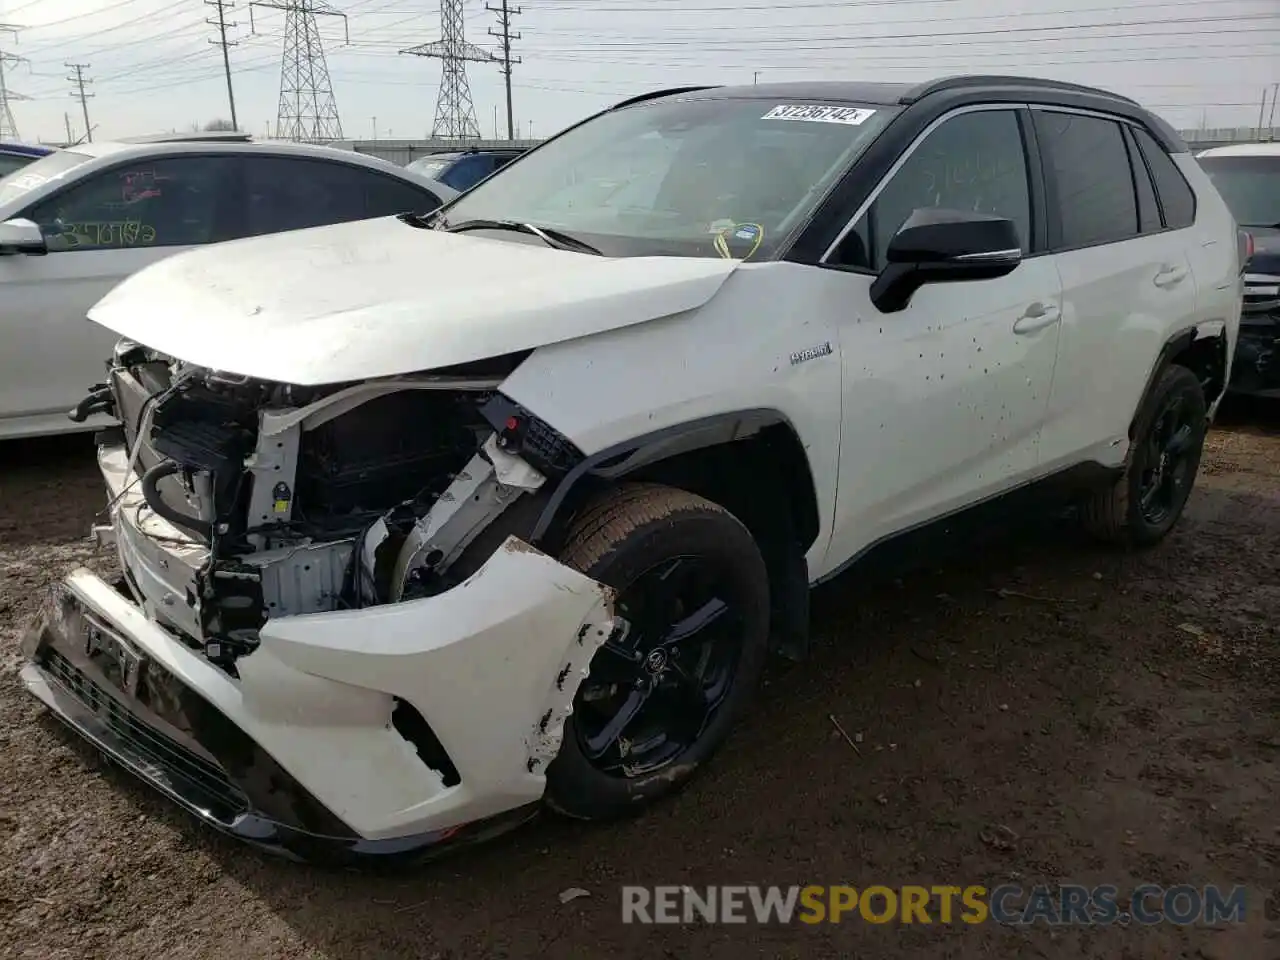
xmin=684 ymin=80 xmax=917 ymax=105
xmin=631 ymin=76 xmax=1140 ymax=109
xmin=612 ymin=75 xmax=1184 ymax=152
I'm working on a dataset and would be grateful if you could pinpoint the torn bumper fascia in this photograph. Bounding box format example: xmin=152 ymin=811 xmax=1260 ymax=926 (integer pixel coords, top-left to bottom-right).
xmin=21 ymin=537 xmax=619 ymax=852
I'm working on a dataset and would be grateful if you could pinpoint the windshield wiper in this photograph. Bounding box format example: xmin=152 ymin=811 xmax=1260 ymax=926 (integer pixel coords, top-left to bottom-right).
xmin=441 ymin=218 xmax=603 ymax=255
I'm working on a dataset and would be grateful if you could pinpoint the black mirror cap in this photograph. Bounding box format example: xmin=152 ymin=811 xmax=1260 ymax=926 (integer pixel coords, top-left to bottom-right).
xmin=871 ymin=208 xmax=1023 ymax=314
xmin=885 ymin=207 xmax=1022 ymax=265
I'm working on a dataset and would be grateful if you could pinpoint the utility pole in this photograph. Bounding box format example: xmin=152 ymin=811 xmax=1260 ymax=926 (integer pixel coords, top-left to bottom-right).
xmin=206 ymin=0 xmax=239 ymax=130
xmin=1268 ymin=82 xmax=1278 ymax=140
xmin=486 ymin=0 xmax=520 ymax=140
xmin=1258 ymin=87 xmax=1269 ymax=140
xmin=0 ymin=24 xmax=27 ymax=141
xmin=64 ymin=112 xmax=73 ymax=143
xmin=66 ymin=62 xmax=93 ymax=143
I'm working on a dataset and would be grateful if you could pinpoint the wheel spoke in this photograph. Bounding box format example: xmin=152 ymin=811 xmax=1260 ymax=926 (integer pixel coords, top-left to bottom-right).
xmin=1164 ymin=424 xmax=1194 ymax=457
xmin=636 ymin=557 xmax=695 ymax=640
xmin=661 ymin=597 xmax=729 ymax=648
xmin=1139 ymin=482 xmax=1161 ymax=513
xmin=581 ymin=685 xmax=651 ymax=761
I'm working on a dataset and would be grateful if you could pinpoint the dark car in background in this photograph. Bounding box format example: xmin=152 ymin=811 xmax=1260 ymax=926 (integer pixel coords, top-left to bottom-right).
xmin=406 ymin=147 xmax=526 ymax=192
xmin=0 ymin=141 xmax=55 ymax=178
xmin=1198 ymin=143 xmax=1280 ymax=398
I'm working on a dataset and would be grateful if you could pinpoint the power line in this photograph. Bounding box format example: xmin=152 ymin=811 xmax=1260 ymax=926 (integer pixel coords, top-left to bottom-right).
xmin=518 ymin=14 xmax=1280 ymax=49
xmin=252 ymin=0 xmax=347 ymax=141
xmin=487 ymin=0 xmax=520 ymax=139
xmin=206 ymin=0 xmax=240 ymax=129
xmin=523 ymin=0 xmax=1277 ymax=34
xmin=66 ymin=62 xmax=93 ymax=143
xmin=400 ymin=0 xmax=492 ymax=140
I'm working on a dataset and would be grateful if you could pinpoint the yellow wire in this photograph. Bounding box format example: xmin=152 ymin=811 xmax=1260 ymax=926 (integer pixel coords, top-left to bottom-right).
xmin=714 ymin=222 xmax=765 ymax=260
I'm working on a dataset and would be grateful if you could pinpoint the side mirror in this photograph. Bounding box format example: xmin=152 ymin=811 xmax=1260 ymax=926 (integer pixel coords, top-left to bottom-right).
xmin=0 ymin=218 xmax=48 ymax=256
xmin=869 ymin=208 xmax=1022 ymax=313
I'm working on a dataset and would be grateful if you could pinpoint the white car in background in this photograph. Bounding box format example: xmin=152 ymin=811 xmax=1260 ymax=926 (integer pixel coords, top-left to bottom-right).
xmin=0 ymin=132 xmax=457 ymax=440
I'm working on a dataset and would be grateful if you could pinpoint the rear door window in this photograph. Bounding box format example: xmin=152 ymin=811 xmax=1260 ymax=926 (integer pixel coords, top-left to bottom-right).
xmin=241 ymin=155 xmax=442 ymax=237
xmin=1123 ymin=127 xmax=1162 ymax=234
xmin=1132 ymin=127 xmax=1196 ymax=229
xmin=1034 ymin=110 xmax=1139 ymax=249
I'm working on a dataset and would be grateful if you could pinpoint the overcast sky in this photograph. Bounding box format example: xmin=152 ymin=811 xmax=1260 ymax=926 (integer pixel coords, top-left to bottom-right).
xmin=1 ymin=0 xmax=1275 ymax=144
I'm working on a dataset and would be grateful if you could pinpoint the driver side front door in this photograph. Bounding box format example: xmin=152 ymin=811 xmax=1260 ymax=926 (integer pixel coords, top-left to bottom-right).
xmin=815 ymin=105 xmax=1065 ymax=570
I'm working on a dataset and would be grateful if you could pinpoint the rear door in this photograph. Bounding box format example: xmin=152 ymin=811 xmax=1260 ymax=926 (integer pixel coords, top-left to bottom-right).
xmin=0 ymin=154 xmax=233 ymax=432
xmin=1033 ymin=108 xmax=1200 ymax=469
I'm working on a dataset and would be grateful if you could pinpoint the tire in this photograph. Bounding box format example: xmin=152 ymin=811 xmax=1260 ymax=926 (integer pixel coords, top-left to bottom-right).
xmin=545 ymin=483 xmax=771 ymax=821
xmin=1080 ymin=363 xmax=1207 ymax=547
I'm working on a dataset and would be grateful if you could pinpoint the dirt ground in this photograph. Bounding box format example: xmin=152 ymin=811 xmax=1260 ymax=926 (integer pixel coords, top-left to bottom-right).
xmin=1 ymin=402 xmax=1278 ymax=960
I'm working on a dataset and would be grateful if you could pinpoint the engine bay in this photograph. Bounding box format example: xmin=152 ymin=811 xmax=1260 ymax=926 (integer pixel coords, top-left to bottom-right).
xmin=97 ymin=343 xmax=581 ymax=672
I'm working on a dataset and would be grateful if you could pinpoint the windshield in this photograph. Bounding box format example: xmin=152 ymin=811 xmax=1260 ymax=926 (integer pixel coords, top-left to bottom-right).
xmin=0 ymin=153 xmax=38 ymax=178
xmin=409 ymin=156 xmax=456 ymax=177
xmin=437 ymin=97 xmax=896 ymax=259
xmin=0 ymin=149 xmax=92 ymax=208
xmin=1198 ymin=155 xmax=1280 ymax=228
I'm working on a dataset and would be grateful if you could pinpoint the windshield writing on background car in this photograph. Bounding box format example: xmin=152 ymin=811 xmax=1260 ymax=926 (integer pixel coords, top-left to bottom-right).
xmin=436 ymin=97 xmax=896 ymax=259
xmin=1197 ymin=156 xmax=1280 ymax=228
xmin=0 ymin=149 xmax=93 ymax=208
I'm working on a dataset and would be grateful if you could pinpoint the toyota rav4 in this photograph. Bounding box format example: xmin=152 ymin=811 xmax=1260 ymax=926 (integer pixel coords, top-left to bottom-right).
xmin=21 ymin=76 xmax=1245 ymax=863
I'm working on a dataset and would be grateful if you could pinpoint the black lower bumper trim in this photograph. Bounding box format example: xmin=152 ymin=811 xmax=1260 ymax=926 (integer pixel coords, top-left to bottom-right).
xmin=23 ymin=658 xmax=541 ymax=865
xmin=21 ymin=586 xmax=541 ymax=866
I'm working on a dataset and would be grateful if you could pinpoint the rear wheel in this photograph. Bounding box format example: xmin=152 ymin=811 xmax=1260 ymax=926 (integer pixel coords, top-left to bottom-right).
xmin=545 ymin=483 xmax=770 ymax=821
xmin=1080 ymin=363 xmax=1207 ymax=547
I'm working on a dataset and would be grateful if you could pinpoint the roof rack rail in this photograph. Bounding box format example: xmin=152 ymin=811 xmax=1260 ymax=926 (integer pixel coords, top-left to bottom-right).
xmin=119 ymin=130 xmax=253 ymax=144
xmin=902 ymin=75 xmax=1139 ymax=106
xmin=610 ymin=86 xmax=718 ymax=111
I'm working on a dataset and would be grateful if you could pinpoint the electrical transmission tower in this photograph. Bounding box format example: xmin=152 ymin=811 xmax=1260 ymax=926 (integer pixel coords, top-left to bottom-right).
xmin=0 ymin=25 xmax=27 ymax=141
xmin=487 ymin=0 xmax=520 ymax=140
xmin=251 ymin=0 xmax=347 ymax=142
xmin=401 ymin=0 xmax=492 ymax=140
xmin=206 ymin=0 xmax=239 ymax=130
xmin=66 ymin=62 xmax=93 ymax=143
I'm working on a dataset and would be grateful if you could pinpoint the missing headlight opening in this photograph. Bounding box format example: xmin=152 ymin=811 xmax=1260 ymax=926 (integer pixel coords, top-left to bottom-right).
xmin=106 ymin=346 xmax=579 ymax=671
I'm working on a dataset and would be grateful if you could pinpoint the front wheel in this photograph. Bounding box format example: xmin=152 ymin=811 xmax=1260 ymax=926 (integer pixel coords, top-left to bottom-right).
xmin=1080 ymin=363 xmax=1207 ymax=547
xmin=545 ymin=483 xmax=771 ymax=821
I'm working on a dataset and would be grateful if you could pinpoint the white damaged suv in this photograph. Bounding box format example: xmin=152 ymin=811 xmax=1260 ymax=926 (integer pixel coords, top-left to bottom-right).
xmin=22 ymin=76 xmax=1244 ymax=862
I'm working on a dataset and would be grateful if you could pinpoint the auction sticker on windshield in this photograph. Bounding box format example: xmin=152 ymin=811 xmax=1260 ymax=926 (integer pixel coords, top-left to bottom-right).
xmin=762 ymin=104 xmax=877 ymax=125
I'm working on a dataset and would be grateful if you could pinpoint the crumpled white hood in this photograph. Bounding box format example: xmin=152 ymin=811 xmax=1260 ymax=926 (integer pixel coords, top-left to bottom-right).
xmin=88 ymin=216 xmax=741 ymax=385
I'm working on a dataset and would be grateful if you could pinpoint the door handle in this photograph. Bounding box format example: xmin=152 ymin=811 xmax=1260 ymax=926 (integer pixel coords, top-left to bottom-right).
xmin=1154 ymin=264 xmax=1188 ymax=288
xmin=1012 ymin=302 xmax=1061 ymax=334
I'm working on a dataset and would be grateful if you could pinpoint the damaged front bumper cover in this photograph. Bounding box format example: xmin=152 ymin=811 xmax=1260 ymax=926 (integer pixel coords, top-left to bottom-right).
xmin=21 ymin=542 xmax=619 ymax=863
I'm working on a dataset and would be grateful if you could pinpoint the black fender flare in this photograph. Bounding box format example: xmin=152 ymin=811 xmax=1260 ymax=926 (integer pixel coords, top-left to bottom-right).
xmin=527 ymin=408 xmax=819 ymax=547
xmin=1128 ymin=323 xmax=1226 ymax=442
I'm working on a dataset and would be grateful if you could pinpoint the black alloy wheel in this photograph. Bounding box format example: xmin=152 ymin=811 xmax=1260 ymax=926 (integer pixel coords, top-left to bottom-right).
xmin=546 ymin=483 xmax=771 ymax=820
xmin=574 ymin=554 xmax=744 ymax=778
